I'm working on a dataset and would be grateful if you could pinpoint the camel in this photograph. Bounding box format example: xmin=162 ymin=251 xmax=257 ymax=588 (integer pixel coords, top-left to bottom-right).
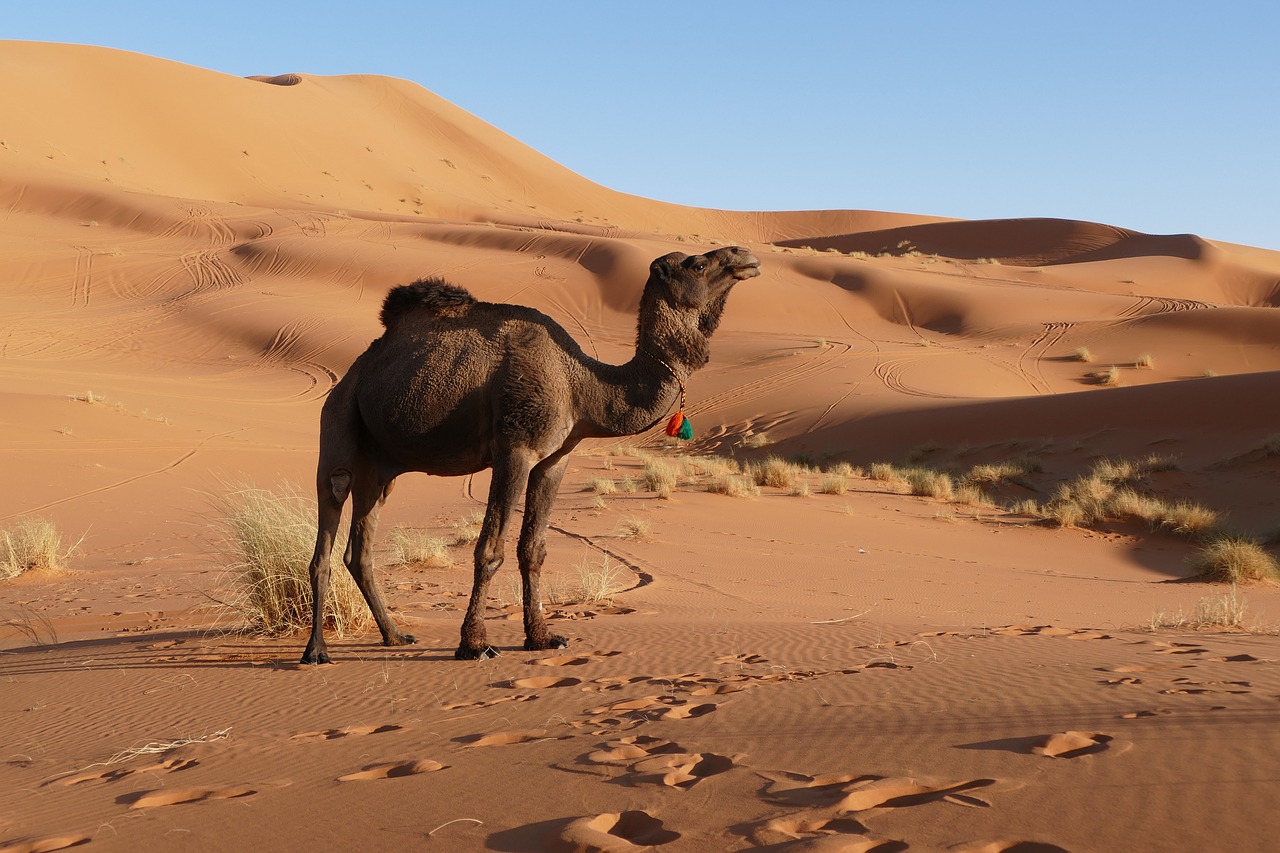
xmin=301 ymin=246 xmax=760 ymax=663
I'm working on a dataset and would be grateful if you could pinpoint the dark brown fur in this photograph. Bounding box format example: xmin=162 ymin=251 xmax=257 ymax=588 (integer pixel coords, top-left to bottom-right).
xmin=302 ymin=247 xmax=760 ymax=663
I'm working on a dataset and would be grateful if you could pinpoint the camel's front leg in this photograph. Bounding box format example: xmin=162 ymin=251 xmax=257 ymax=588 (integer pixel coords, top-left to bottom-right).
xmin=457 ymin=453 xmax=531 ymax=660
xmin=518 ymin=453 xmax=572 ymax=652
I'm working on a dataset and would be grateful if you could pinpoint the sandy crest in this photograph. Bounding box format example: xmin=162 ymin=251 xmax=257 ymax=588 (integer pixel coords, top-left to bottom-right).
xmin=4 ymin=42 xmax=1280 ymax=852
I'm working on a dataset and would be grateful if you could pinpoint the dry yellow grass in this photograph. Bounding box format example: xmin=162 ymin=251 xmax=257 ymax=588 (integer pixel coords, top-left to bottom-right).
xmin=642 ymin=459 xmax=679 ymax=499
xmin=750 ymin=456 xmax=804 ymax=490
xmin=1 ymin=517 xmax=78 ymax=579
xmin=389 ymin=527 xmax=452 ymax=567
xmin=706 ymin=474 xmax=760 ymax=498
xmin=208 ymin=484 xmax=372 ymax=638
xmin=585 ymin=477 xmax=618 ymax=495
xmin=904 ymin=468 xmax=954 ymax=500
xmin=1192 ymin=536 xmax=1280 ymax=584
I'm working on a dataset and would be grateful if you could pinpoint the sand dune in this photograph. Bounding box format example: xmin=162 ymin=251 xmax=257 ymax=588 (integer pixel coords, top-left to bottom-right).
xmin=4 ymin=42 xmax=1280 ymax=852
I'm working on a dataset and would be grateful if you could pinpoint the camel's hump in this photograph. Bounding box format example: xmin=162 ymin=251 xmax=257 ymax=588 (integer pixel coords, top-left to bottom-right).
xmin=380 ymin=277 xmax=478 ymax=327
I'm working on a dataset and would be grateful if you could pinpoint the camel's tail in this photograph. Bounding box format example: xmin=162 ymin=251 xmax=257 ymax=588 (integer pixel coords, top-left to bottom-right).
xmin=380 ymin=277 xmax=477 ymax=328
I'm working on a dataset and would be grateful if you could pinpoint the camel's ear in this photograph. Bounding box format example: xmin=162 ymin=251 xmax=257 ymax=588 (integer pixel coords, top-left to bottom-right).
xmin=649 ymin=252 xmax=686 ymax=285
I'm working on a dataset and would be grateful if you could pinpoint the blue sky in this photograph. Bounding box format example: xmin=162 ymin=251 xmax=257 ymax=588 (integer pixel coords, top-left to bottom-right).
xmin=7 ymin=1 xmax=1279 ymax=249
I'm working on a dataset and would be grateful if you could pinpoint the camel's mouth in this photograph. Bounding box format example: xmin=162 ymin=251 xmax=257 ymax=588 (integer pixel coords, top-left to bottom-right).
xmin=730 ymin=259 xmax=762 ymax=280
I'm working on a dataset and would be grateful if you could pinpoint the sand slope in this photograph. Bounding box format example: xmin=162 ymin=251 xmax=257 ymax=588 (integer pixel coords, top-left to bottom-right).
xmin=3 ymin=42 xmax=1280 ymax=852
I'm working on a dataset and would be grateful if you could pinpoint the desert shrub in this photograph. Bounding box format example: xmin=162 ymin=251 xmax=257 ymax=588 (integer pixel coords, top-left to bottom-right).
xmin=453 ymin=512 xmax=485 ymax=546
xmin=1151 ymin=588 xmax=1248 ymax=630
xmin=616 ymin=516 xmax=651 ymax=540
xmin=642 ymin=460 xmax=679 ymax=498
xmin=903 ymin=468 xmax=954 ymax=500
xmin=868 ymin=462 xmax=901 ymax=483
xmin=389 ymin=527 xmax=452 ymax=567
xmin=820 ymin=474 xmax=848 ymax=495
xmin=1192 ymin=536 xmax=1280 ymax=584
xmin=209 ymin=484 xmax=371 ymax=637
xmin=1 ymin=518 xmax=77 ymax=579
xmin=585 ymin=477 xmax=617 ymax=495
xmin=573 ymin=552 xmax=627 ymax=604
xmin=750 ymin=456 xmax=803 ymax=490
xmin=1073 ymin=347 xmax=1094 ymax=363
xmin=1136 ymin=353 xmax=1155 ymax=369
xmin=706 ymin=474 xmax=759 ymax=498
xmin=1045 ymin=500 xmax=1087 ymax=528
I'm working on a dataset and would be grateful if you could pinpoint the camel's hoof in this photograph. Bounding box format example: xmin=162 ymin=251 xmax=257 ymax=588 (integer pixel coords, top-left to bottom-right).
xmin=382 ymin=632 xmax=417 ymax=647
xmin=300 ymin=649 xmax=332 ymax=665
xmin=455 ymin=644 xmax=500 ymax=661
xmin=525 ymin=635 xmax=569 ymax=651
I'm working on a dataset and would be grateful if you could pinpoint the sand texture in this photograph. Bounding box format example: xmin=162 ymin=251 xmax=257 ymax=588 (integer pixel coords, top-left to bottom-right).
xmin=4 ymin=42 xmax=1280 ymax=852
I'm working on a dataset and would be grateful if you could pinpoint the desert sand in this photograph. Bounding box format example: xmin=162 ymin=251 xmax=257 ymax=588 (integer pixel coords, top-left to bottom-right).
xmin=3 ymin=42 xmax=1280 ymax=853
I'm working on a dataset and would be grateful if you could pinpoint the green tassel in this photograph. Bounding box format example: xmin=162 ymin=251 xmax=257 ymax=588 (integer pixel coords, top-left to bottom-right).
xmin=677 ymin=416 xmax=693 ymax=440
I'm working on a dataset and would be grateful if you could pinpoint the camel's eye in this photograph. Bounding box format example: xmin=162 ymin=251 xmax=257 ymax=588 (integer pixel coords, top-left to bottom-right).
xmin=693 ymin=262 xmax=707 ymax=273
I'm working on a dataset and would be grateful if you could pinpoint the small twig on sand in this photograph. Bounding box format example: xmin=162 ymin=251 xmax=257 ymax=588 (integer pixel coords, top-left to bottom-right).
xmin=427 ymin=818 xmax=483 ymax=836
xmin=810 ymin=607 xmax=873 ymax=625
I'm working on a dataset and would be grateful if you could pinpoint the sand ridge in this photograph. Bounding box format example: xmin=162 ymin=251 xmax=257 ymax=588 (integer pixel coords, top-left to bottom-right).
xmin=3 ymin=41 xmax=1280 ymax=852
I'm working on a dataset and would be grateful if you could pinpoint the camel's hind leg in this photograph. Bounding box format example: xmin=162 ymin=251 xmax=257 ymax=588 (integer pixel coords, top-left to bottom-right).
xmin=457 ymin=452 xmax=533 ymax=660
xmin=344 ymin=470 xmax=416 ymax=649
xmin=518 ymin=452 xmax=572 ymax=651
xmin=301 ymin=468 xmax=350 ymax=665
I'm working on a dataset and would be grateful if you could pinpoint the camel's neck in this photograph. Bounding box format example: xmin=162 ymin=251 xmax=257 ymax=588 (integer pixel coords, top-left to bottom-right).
xmin=577 ymin=348 xmax=688 ymax=439
xmin=577 ymin=294 xmax=722 ymax=439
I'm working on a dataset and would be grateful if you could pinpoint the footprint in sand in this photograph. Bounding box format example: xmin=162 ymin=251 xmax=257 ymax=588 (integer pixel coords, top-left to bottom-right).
xmin=547 ymin=810 xmax=680 ymax=852
xmin=1158 ymin=677 xmax=1250 ymax=696
xmin=580 ymin=735 xmax=738 ymax=790
xmin=47 ymin=756 xmax=198 ymax=787
xmin=715 ymin=653 xmax=768 ymax=665
xmin=584 ymin=735 xmax=683 ymax=765
xmin=337 ymin=759 xmax=446 ymax=781
xmin=440 ymin=694 xmax=538 ymax=711
xmin=456 ymin=729 xmax=573 ymax=748
xmin=757 ymin=770 xmax=996 ymax=812
xmin=959 ymin=732 xmax=1120 ymax=759
xmin=119 ymin=786 xmax=256 ymax=809
xmin=584 ymin=695 xmax=720 ymax=724
xmin=952 ymin=842 xmax=1070 ymax=853
xmin=1152 ymin=643 xmax=1209 ymax=656
xmin=290 ymin=723 xmax=403 ymax=743
xmin=1033 ymin=732 xmax=1115 ymax=759
xmin=746 ymin=814 xmax=899 ymax=852
xmin=496 ymin=676 xmax=583 ymax=690
xmin=581 ymin=675 xmax=652 ymax=693
xmin=530 ymin=650 xmax=623 ymax=667
xmin=0 ymin=834 xmax=92 ymax=853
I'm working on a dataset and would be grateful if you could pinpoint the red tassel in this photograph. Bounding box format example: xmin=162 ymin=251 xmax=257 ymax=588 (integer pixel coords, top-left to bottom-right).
xmin=665 ymin=411 xmax=685 ymax=437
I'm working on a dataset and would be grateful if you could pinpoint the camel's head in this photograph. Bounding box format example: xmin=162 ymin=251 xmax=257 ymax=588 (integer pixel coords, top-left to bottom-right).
xmin=648 ymin=246 xmax=758 ymax=324
xmin=638 ymin=247 xmax=759 ymax=366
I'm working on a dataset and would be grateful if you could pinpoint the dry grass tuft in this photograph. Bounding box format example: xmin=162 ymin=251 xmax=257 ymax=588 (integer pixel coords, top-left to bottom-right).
xmin=820 ymin=474 xmax=848 ymax=495
xmin=1073 ymin=347 xmax=1094 ymax=363
xmin=572 ymin=552 xmax=627 ymax=604
xmin=1136 ymin=353 xmax=1155 ymax=369
xmin=453 ymin=512 xmax=485 ymax=546
xmin=616 ymin=516 xmax=651 ymax=540
xmin=2 ymin=518 xmax=79 ymax=579
xmin=1191 ymin=536 xmax=1280 ymax=584
xmin=642 ymin=459 xmax=679 ymax=499
xmin=208 ymin=484 xmax=372 ymax=638
xmin=706 ymin=474 xmax=760 ymax=498
xmin=585 ymin=477 xmax=618 ymax=495
xmin=903 ymin=468 xmax=954 ymax=500
xmin=389 ymin=527 xmax=452 ymax=567
xmin=1151 ymin=588 xmax=1250 ymax=631
xmin=750 ymin=456 xmax=804 ymax=490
